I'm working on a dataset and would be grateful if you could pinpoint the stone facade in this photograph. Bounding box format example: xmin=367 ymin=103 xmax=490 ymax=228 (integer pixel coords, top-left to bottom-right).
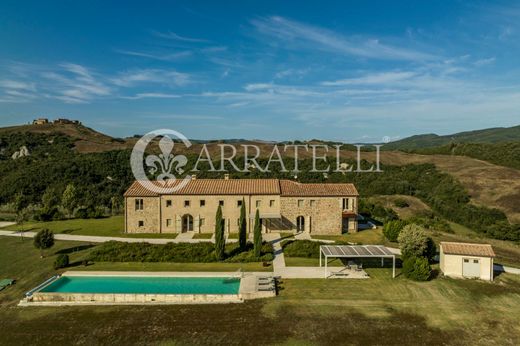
xmin=124 ymin=179 xmax=358 ymax=235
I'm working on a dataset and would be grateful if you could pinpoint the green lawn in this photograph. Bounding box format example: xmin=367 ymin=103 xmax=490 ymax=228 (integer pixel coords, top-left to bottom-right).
xmin=313 ymin=224 xmax=520 ymax=268
xmin=3 ymin=216 xmax=178 ymax=239
xmin=312 ymin=227 xmax=396 ymax=246
xmin=431 ymin=222 xmax=520 ymax=268
xmin=76 ymin=261 xmax=271 ymax=272
xmin=1 ymin=236 xmax=520 ymax=344
xmin=193 ymin=233 xmax=213 ymax=239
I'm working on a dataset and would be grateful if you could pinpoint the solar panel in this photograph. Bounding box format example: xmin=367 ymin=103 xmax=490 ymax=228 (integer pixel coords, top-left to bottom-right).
xmin=321 ymin=245 xmax=394 ymax=258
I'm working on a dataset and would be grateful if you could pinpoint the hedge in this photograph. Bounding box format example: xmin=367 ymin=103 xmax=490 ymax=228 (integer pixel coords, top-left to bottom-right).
xmin=88 ymin=241 xmax=274 ymax=263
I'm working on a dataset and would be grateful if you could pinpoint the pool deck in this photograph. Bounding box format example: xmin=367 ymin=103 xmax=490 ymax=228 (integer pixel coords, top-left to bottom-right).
xmin=19 ymin=271 xmax=275 ymax=306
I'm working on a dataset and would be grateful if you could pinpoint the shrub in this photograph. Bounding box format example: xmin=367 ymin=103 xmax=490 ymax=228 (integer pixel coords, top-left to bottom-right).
xmin=359 ymin=200 xmax=399 ymax=223
xmin=35 ymin=206 xmax=61 ymax=221
xmin=33 ymin=229 xmax=55 ymax=258
xmin=281 ymin=240 xmax=325 ymax=258
xmin=74 ymin=206 xmax=106 ymax=219
xmin=383 ymin=220 xmax=408 ymax=242
xmin=88 ymin=241 xmax=273 ymax=263
xmin=407 ymin=213 xmax=453 ymax=233
xmin=394 ymin=199 xmax=410 ymax=208
xmin=402 ymin=256 xmax=431 ymax=281
xmin=54 ymin=254 xmax=69 ymax=269
xmin=397 ymin=224 xmax=436 ymax=262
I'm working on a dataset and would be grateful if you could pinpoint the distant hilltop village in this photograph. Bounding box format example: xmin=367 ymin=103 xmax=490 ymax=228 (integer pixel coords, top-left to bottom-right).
xmin=32 ymin=118 xmax=82 ymax=125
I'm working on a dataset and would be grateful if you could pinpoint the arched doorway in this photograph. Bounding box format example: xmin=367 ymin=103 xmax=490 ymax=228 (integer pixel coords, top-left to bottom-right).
xmin=296 ymin=216 xmax=305 ymax=232
xmin=182 ymin=214 xmax=193 ymax=232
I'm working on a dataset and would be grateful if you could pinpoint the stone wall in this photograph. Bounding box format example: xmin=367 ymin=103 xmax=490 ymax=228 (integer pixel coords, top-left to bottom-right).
xmin=125 ymin=193 xmax=358 ymax=235
xmin=280 ymin=197 xmax=353 ymax=235
xmin=125 ymin=197 xmax=160 ymax=233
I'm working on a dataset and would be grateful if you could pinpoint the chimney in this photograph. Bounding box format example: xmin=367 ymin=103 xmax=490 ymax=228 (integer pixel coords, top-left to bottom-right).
xmin=191 ymin=175 xmax=197 ymax=180
xmin=224 ymin=174 xmax=229 ymax=180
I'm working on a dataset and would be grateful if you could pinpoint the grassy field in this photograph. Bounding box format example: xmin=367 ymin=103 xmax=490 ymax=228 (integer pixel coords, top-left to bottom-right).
xmin=192 ymin=233 xmax=213 ymax=239
xmin=312 ymin=227 xmax=397 ymax=247
xmin=0 ymin=237 xmax=271 ymax=306
xmin=431 ymin=223 xmax=520 ymax=268
xmin=1 ymin=236 xmax=520 ymax=345
xmin=3 ymin=216 xmax=177 ymax=239
xmin=368 ymin=194 xmax=432 ymax=219
xmin=311 ymin=225 xmax=520 ymax=268
xmin=77 ymin=261 xmax=271 ymax=272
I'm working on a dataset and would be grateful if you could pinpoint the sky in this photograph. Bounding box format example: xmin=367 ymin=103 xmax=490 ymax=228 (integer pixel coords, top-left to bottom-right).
xmin=0 ymin=0 xmax=519 ymax=142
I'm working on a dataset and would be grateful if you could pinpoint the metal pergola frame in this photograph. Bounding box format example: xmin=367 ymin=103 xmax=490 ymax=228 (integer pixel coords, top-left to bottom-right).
xmin=319 ymin=245 xmax=396 ymax=278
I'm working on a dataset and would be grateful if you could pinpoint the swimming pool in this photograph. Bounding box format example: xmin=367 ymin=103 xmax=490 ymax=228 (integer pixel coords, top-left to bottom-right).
xmin=40 ymin=276 xmax=240 ymax=295
xmin=23 ymin=271 xmax=275 ymax=305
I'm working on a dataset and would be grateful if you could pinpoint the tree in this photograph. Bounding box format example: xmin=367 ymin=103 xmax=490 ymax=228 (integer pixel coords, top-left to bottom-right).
xmin=402 ymin=256 xmax=431 ymax=281
xmin=13 ymin=192 xmax=28 ymax=241
xmin=111 ymin=196 xmax=122 ymax=215
xmin=54 ymin=254 xmax=69 ymax=270
xmin=214 ymin=205 xmax=225 ymax=260
xmin=398 ymin=224 xmax=436 ymax=261
xmin=15 ymin=207 xmax=30 ymax=241
xmin=253 ymin=209 xmax=262 ymax=258
xmin=383 ymin=219 xmax=408 ymax=242
xmin=13 ymin=192 xmax=26 ymax=214
xmin=238 ymin=198 xmax=247 ymax=251
xmin=33 ymin=229 xmax=55 ymax=258
xmin=42 ymin=187 xmax=59 ymax=210
xmin=61 ymin=183 xmax=77 ymax=218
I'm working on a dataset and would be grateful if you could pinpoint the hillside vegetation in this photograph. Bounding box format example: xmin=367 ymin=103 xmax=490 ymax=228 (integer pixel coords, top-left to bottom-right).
xmin=0 ymin=123 xmax=130 ymax=153
xmin=383 ymin=124 xmax=520 ymax=150
xmin=411 ymin=142 xmax=520 ymax=170
xmin=1 ymin=124 xmax=520 ymax=241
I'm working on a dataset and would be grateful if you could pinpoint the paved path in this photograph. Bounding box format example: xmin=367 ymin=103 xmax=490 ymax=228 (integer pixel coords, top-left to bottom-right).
xmin=264 ymin=233 xmax=286 ymax=275
xmin=175 ymin=232 xmax=194 ymax=241
xmin=0 ymin=230 xmax=238 ymax=244
xmin=2 ymin=227 xmax=519 ymax=276
xmin=266 ymin=233 xmax=367 ymax=278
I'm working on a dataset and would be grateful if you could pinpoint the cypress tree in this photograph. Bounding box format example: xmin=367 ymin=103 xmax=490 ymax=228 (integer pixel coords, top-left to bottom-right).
xmin=253 ymin=209 xmax=262 ymax=258
xmin=214 ymin=205 xmax=225 ymax=260
xmin=239 ymin=198 xmax=247 ymax=251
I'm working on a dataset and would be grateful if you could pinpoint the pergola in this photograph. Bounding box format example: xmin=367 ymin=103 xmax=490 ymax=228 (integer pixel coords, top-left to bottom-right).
xmin=319 ymin=245 xmax=396 ymax=278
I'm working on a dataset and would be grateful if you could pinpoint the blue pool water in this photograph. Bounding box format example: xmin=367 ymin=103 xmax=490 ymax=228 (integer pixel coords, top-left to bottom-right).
xmin=40 ymin=276 xmax=240 ymax=295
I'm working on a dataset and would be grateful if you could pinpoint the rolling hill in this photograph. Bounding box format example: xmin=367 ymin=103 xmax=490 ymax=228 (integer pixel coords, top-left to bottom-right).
xmin=1 ymin=121 xmax=520 ymax=224
xmin=0 ymin=123 xmax=131 ymax=153
xmin=383 ymin=124 xmax=520 ymax=150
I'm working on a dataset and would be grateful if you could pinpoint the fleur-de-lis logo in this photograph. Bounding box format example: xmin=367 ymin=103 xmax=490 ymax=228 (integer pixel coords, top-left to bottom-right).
xmin=130 ymin=129 xmax=192 ymax=194
xmin=145 ymin=136 xmax=188 ymax=181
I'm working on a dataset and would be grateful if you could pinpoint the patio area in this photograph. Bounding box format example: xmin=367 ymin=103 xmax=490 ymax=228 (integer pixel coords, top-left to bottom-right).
xmin=320 ymin=245 xmax=396 ymax=278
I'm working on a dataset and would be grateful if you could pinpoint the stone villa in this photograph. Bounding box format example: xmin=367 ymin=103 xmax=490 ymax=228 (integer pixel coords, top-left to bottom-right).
xmin=124 ymin=177 xmax=358 ymax=235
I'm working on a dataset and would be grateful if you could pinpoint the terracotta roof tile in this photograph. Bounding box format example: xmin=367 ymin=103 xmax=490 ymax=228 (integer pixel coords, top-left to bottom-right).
xmin=124 ymin=179 xmax=358 ymax=197
xmin=280 ymin=179 xmax=358 ymax=196
xmin=441 ymin=242 xmax=496 ymax=257
xmin=124 ymin=179 xmax=280 ymax=196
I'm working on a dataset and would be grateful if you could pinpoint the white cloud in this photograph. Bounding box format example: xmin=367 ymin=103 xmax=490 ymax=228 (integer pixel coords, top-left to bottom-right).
xmin=474 ymin=57 xmax=496 ymax=66
xmin=121 ymin=93 xmax=181 ymax=100
xmin=152 ymin=31 xmax=209 ymax=43
xmin=274 ymin=68 xmax=309 ymax=79
xmin=111 ymin=69 xmax=191 ymax=87
xmin=38 ymin=63 xmax=112 ymax=103
xmin=251 ymin=16 xmax=437 ymax=61
xmin=115 ymin=49 xmax=192 ymax=61
xmin=322 ymin=71 xmax=417 ymax=86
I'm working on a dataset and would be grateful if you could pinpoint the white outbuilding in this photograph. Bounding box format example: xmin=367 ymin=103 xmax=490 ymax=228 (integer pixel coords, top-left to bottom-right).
xmin=440 ymin=242 xmax=495 ymax=281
